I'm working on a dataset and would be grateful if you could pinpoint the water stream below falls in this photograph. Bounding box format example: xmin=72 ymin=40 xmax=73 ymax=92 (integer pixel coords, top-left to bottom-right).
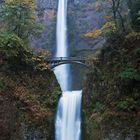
xmin=54 ymin=0 xmax=82 ymax=140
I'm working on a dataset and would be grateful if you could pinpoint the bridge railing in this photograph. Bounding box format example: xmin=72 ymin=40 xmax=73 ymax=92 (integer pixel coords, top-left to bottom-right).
xmin=45 ymin=57 xmax=87 ymax=61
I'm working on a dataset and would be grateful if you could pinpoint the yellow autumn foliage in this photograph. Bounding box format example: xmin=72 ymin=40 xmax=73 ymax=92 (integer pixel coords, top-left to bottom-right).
xmin=95 ymin=2 xmax=102 ymax=12
xmin=101 ymin=21 xmax=116 ymax=32
xmin=84 ymin=29 xmax=102 ymax=38
xmin=37 ymin=63 xmax=50 ymax=70
xmin=104 ymin=16 xmax=112 ymax=21
xmin=5 ymin=0 xmax=36 ymax=11
xmin=32 ymin=49 xmax=51 ymax=70
xmin=84 ymin=21 xmax=116 ymax=38
xmin=15 ymin=86 xmax=48 ymax=119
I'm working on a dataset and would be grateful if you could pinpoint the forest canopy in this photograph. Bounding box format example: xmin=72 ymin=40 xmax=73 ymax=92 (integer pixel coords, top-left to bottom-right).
xmin=0 ymin=0 xmax=48 ymax=70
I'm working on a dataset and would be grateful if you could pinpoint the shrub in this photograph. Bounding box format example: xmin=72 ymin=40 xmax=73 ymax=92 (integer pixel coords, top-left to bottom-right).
xmin=118 ymin=68 xmax=140 ymax=80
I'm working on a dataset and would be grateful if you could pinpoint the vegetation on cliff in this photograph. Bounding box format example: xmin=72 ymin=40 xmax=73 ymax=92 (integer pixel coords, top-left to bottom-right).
xmin=83 ymin=32 xmax=140 ymax=140
xmin=83 ymin=0 xmax=140 ymax=139
xmin=0 ymin=1 xmax=60 ymax=139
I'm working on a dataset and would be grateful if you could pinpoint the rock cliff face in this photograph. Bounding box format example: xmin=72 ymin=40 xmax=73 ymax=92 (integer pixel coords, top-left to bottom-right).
xmin=67 ymin=0 xmax=107 ymax=55
xmin=0 ymin=90 xmax=21 ymax=140
xmin=30 ymin=0 xmax=57 ymax=54
xmin=82 ymin=33 xmax=140 ymax=140
xmin=31 ymin=0 xmax=109 ymax=56
xmin=0 ymin=68 xmax=61 ymax=140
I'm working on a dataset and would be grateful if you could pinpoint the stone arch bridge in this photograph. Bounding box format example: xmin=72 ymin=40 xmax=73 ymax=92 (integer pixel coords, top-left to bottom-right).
xmin=45 ymin=57 xmax=90 ymax=69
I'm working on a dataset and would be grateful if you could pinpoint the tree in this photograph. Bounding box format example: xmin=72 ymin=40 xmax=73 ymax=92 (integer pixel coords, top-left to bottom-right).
xmin=0 ymin=0 xmax=43 ymax=70
xmin=98 ymin=0 xmax=126 ymax=32
xmin=84 ymin=0 xmax=133 ymax=39
xmin=5 ymin=0 xmax=36 ymax=12
xmin=0 ymin=30 xmax=32 ymax=70
xmin=128 ymin=0 xmax=140 ymax=30
xmin=32 ymin=48 xmax=51 ymax=71
xmin=0 ymin=0 xmax=42 ymax=41
xmin=111 ymin=0 xmax=124 ymax=31
xmin=84 ymin=21 xmax=116 ymax=39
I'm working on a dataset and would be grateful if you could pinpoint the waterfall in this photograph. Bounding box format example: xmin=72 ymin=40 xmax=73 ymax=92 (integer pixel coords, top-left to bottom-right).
xmin=54 ymin=0 xmax=82 ymax=140
xmin=55 ymin=91 xmax=82 ymax=140
xmin=54 ymin=0 xmax=69 ymax=91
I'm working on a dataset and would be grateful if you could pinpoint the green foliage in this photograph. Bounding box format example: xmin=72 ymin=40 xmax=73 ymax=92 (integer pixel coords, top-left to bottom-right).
xmin=83 ymin=2 xmax=140 ymax=138
xmin=0 ymin=31 xmax=29 ymax=59
xmin=116 ymin=100 xmax=128 ymax=110
xmin=134 ymin=48 xmax=140 ymax=56
xmin=0 ymin=0 xmax=43 ymax=70
xmin=5 ymin=0 xmax=36 ymax=11
xmin=0 ymin=1 xmax=42 ymax=40
xmin=0 ymin=31 xmax=32 ymax=69
xmin=95 ymin=102 xmax=105 ymax=113
xmin=118 ymin=68 xmax=140 ymax=80
xmin=117 ymin=97 xmax=139 ymax=111
xmin=83 ymin=31 xmax=140 ymax=124
xmin=42 ymin=90 xmax=61 ymax=107
xmin=128 ymin=0 xmax=140 ymax=30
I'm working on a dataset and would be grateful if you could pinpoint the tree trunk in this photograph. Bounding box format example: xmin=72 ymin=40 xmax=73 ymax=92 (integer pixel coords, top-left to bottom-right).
xmin=117 ymin=10 xmax=126 ymax=32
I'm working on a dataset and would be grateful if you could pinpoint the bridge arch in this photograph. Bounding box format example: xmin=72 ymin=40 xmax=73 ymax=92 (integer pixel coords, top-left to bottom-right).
xmin=45 ymin=57 xmax=95 ymax=69
xmin=50 ymin=61 xmax=89 ymax=69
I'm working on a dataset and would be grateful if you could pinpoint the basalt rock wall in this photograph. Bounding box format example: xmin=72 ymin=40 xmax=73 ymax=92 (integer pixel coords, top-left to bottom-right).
xmin=32 ymin=0 xmax=110 ymax=56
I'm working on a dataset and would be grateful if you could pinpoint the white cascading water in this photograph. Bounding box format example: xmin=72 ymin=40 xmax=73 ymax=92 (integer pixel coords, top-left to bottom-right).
xmin=54 ymin=0 xmax=68 ymax=91
xmin=55 ymin=91 xmax=82 ymax=140
xmin=54 ymin=0 xmax=82 ymax=140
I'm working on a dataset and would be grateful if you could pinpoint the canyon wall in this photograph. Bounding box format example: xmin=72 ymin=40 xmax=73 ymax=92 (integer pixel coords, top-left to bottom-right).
xmin=31 ymin=0 xmax=110 ymax=56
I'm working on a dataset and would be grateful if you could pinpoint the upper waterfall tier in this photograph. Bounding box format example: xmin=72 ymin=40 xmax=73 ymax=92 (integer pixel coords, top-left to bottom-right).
xmin=54 ymin=0 xmax=69 ymax=91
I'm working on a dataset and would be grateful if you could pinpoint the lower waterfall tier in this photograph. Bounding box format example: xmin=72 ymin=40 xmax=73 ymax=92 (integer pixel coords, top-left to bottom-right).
xmin=55 ymin=90 xmax=82 ymax=140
